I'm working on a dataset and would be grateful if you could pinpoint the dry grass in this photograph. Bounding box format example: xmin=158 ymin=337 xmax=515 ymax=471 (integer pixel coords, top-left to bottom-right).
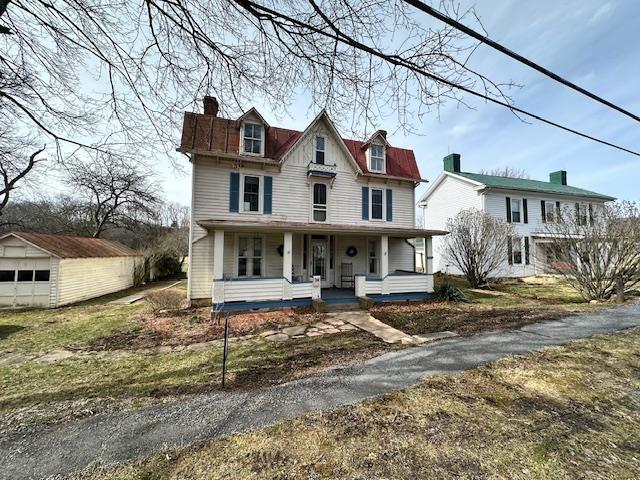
xmin=79 ymin=328 xmax=640 ymax=480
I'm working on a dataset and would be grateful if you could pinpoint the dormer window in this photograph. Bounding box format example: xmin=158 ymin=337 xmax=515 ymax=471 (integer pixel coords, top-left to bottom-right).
xmin=369 ymin=144 xmax=385 ymax=172
xmin=242 ymin=122 xmax=263 ymax=155
xmin=315 ymin=135 xmax=325 ymax=165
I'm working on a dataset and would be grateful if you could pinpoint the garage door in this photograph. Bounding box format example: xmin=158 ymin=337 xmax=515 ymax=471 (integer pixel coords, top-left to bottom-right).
xmin=0 ymin=258 xmax=52 ymax=308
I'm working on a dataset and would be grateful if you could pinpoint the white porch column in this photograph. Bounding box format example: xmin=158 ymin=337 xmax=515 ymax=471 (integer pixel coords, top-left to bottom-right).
xmin=381 ymin=235 xmax=389 ymax=295
xmin=425 ymin=237 xmax=433 ymax=274
xmin=381 ymin=235 xmax=389 ymax=277
xmin=282 ymin=231 xmax=293 ymax=300
xmin=212 ymin=230 xmax=225 ymax=304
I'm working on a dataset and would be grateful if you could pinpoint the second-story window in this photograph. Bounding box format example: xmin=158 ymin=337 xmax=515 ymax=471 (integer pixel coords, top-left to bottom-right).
xmin=312 ymin=183 xmax=327 ymax=222
xmin=576 ymin=203 xmax=588 ymax=226
xmin=369 ymin=144 xmax=385 ymax=172
xmin=243 ymin=123 xmax=262 ymax=155
xmin=371 ymin=189 xmax=383 ymax=219
xmin=545 ymin=201 xmax=556 ymax=223
xmin=511 ymin=199 xmax=521 ymax=223
xmin=243 ymin=175 xmax=260 ymax=212
xmin=315 ymin=136 xmax=325 ymax=165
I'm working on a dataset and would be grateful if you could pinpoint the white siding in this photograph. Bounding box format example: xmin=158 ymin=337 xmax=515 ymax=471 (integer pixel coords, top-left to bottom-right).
xmin=389 ymin=237 xmax=414 ymax=272
xmin=422 ymin=174 xmax=483 ymax=274
xmin=188 ymin=116 xmax=421 ymax=300
xmin=56 ymin=256 xmax=142 ymax=306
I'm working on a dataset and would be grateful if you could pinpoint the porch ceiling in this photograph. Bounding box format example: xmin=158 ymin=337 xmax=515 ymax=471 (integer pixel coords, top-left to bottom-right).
xmin=197 ymin=218 xmax=447 ymax=237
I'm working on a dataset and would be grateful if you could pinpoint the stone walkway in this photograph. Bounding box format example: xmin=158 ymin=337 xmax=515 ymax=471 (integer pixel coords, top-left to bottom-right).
xmin=0 ymin=314 xmax=363 ymax=366
xmin=3 ymin=303 xmax=639 ymax=480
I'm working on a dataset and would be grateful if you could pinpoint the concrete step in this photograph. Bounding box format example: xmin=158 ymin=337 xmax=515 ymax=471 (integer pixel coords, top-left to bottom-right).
xmin=324 ymin=302 xmax=361 ymax=312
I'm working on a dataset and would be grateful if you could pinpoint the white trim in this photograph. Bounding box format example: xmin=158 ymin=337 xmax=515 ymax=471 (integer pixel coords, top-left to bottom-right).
xmin=233 ymin=233 xmax=266 ymax=278
xmin=240 ymin=121 xmax=265 ymax=157
xmin=310 ymin=181 xmax=329 ymax=223
xmin=279 ymin=110 xmax=362 ymax=174
xmin=369 ymin=187 xmax=386 ymax=222
xmin=237 ymin=107 xmax=271 ymax=128
xmin=419 ymin=171 xmax=485 ymax=204
xmin=239 ymin=173 xmax=263 ymax=214
xmin=367 ymin=143 xmax=386 ymax=173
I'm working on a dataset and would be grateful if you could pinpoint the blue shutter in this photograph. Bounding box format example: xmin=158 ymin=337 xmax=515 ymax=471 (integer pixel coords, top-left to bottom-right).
xmin=505 ymin=197 xmax=512 ymax=223
xmin=386 ymin=189 xmax=393 ymax=221
xmin=229 ymin=172 xmax=239 ymax=213
xmin=361 ymin=186 xmax=369 ymax=220
xmin=263 ymin=176 xmax=273 ymax=215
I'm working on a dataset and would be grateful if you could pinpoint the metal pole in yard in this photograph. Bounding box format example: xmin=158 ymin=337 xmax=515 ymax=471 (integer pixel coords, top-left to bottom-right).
xmin=221 ymin=313 xmax=229 ymax=389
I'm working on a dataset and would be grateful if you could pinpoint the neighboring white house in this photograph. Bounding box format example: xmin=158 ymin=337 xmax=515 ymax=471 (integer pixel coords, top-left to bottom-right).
xmin=419 ymin=154 xmax=615 ymax=278
xmin=179 ymin=97 xmax=445 ymax=309
xmin=0 ymin=232 xmax=143 ymax=308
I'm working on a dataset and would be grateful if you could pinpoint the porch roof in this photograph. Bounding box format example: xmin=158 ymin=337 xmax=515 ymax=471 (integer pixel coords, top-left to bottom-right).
xmin=197 ymin=218 xmax=447 ymax=237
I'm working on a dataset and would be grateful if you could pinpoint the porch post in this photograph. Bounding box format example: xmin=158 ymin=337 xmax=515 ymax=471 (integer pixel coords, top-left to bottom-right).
xmin=212 ymin=229 xmax=225 ymax=304
xmin=381 ymin=235 xmax=389 ymax=295
xmin=380 ymin=235 xmax=389 ymax=278
xmin=282 ymin=231 xmax=293 ymax=300
xmin=425 ymin=237 xmax=433 ymax=274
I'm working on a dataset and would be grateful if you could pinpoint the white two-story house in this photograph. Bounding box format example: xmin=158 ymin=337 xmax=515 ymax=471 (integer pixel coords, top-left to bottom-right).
xmin=420 ymin=153 xmax=615 ymax=278
xmin=179 ymin=97 xmax=444 ymax=309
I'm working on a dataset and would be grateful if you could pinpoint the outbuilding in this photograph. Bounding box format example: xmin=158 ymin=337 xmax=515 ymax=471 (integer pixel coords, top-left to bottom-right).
xmin=0 ymin=232 xmax=143 ymax=308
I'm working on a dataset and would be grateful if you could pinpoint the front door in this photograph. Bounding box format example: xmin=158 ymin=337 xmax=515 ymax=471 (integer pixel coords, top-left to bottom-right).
xmin=311 ymin=238 xmax=330 ymax=288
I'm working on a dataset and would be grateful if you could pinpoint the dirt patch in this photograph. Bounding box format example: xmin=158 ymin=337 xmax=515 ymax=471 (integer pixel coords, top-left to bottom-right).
xmin=371 ymin=301 xmax=578 ymax=336
xmin=83 ymin=307 xmax=326 ymax=351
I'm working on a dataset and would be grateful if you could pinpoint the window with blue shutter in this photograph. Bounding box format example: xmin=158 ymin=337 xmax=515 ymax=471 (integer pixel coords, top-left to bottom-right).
xmin=229 ymin=172 xmax=240 ymax=213
xmin=386 ymin=189 xmax=393 ymax=221
xmin=361 ymin=186 xmax=369 ymax=220
xmin=263 ymin=176 xmax=273 ymax=214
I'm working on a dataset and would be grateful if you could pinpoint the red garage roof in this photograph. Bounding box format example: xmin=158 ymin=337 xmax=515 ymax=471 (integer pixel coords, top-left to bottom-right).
xmin=4 ymin=232 xmax=140 ymax=258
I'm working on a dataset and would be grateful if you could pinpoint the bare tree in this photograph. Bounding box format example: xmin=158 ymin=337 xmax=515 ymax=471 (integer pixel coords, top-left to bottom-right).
xmin=65 ymin=154 xmax=161 ymax=238
xmin=0 ymin=126 xmax=46 ymax=219
xmin=0 ymin=1 xmax=514 ymax=161
xmin=444 ymin=209 xmax=515 ymax=287
xmin=479 ymin=167 xmax=530 ymax=179
xmin=543 ymin=201 xmax=640 ymax=301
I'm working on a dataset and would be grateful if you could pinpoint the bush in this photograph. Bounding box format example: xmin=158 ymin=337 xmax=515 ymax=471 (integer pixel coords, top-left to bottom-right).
xmin=145 ymin=289 xmax=185 ymax=314
xmin=153 ymin=252 xmax=183 ymax=278
xmin=132 ymin=262 xmax=146 ymax=287
xmin=434 ymin=283 xmax=467 ymax=303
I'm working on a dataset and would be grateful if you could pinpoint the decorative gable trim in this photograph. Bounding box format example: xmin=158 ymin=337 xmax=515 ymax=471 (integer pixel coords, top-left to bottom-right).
xmin=237 ymin=107 xmax=270 ymax=128
xmin=279 ymin=109 xmax=363 ymax=175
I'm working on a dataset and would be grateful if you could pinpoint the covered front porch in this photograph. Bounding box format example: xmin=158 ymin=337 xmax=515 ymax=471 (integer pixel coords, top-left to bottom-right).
xmin=196 ymin=219 xmax=443 ymax=309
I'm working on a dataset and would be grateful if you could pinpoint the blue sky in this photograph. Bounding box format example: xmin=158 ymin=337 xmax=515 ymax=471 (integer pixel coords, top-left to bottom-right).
xmin=162 ymin=0 xmax=640 ymax=205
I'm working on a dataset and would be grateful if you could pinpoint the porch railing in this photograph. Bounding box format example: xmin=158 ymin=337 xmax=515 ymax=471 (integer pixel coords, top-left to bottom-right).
xmin=355 ymin=272 xmax=434 ymax=297
xmin=212 ymin=276 xmax=321 ymax=304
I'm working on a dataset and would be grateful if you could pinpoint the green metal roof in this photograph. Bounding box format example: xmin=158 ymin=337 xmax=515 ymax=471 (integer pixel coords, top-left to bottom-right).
xmin=456 ymin=172 xmax=615 ymax=200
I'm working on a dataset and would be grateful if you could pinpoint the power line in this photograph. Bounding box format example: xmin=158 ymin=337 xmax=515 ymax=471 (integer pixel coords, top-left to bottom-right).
xmin=235 ymin=0 xmax=640 ymax=157
xmin=402 ymin=0 xmax=640 ymax=123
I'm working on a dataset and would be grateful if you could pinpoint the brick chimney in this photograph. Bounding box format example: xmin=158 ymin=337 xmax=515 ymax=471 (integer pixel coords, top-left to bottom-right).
xmin=443 ymin=153 xmax=461 ymax=173
xmin=549 ymin=170 xmax=567 ymax=185
xmin=203 ymin=96 xmax=219 ymax=116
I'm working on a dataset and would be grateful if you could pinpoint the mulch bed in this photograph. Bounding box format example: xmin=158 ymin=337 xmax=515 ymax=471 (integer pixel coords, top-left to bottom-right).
xmin=371 ymin=301 xmax=579 ymax=336
xmin=83 ymin=307 xmax=325 ymax=351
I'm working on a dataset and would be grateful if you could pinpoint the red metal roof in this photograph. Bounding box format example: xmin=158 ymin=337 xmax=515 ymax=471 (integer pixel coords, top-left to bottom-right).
xmin=8 ymin=232 xmax=140 ymax=258
xmin=180 ymin=113 xmax=422 ymax=181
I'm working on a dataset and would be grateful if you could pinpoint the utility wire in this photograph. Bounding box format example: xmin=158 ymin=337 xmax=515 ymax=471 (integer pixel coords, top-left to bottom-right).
xmin=402 ymin=0 xmax=640 ymax=122
xmin=235 ymin=0 xmax=640 ymax=157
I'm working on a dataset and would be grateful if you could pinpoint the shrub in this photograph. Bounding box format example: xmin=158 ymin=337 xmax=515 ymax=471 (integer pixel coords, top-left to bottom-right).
xmin=153 ymin=252 xmax=182 ymax=279
xmin=132 ymin=261 xmax=146 ymax=287
xmin=434 ymin=283 xmax=467 ymax=303
xmin=145 ymin=289 xmax=185 ymax=314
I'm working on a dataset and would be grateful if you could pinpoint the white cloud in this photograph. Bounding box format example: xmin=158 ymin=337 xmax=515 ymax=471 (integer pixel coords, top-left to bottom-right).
xmin=588 ymin=3 xmax=612 ymax=25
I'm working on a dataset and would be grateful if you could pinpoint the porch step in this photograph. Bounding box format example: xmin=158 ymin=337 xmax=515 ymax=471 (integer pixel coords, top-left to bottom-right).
xmin=324 ymin=302 xmax=361 ymax=313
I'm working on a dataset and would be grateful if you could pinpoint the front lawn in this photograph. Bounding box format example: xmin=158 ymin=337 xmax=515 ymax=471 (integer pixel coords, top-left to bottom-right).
xmin=78 ymin=327 xmax=640 ymax=480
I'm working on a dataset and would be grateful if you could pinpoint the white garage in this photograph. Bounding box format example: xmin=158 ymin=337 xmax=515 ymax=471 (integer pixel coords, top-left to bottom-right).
xmin=0 ymin=232 xmax=143 ymax=308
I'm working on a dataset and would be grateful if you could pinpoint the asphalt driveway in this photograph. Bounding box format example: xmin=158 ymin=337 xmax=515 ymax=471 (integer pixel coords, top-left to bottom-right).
xmin=2 ymin=302 xmax=639 ymax=480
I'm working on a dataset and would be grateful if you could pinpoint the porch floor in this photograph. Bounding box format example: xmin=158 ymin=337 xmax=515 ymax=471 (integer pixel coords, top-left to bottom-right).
xmin=322 ymin=287 xmax=357 ymax=303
